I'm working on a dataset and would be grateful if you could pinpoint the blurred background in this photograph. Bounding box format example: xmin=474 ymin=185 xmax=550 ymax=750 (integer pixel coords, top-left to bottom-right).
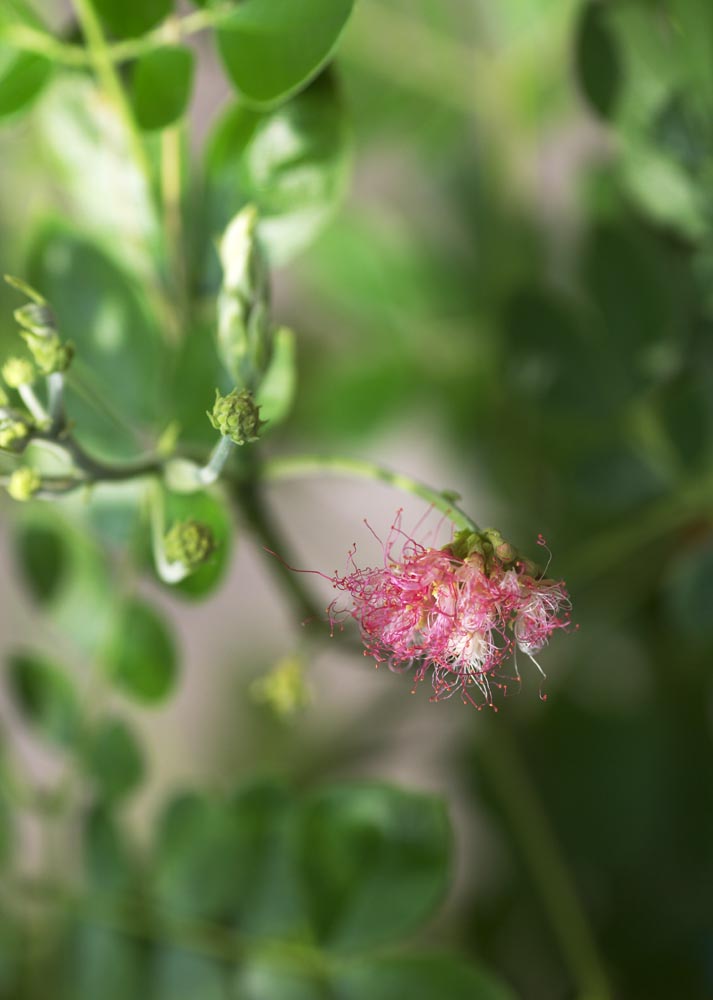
xmin=1 ymin=0 xmax=712 ymax=998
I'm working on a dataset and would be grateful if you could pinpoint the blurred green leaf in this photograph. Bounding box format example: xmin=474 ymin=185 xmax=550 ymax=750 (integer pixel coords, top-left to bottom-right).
xmin=130 ymin=45 xmax=194 ymax=132
xmin=0 ymin=49 xmax=52 ymax=120
xmin=205 ymin=72 xmax=351 ymax=266
xmin=665 ymin=538 xmax=713 ymax=645
xmin=235 ymin=954 xmax=324 ymax=1000
xmin=151 ymin=949 xmax=226 ymax=1000
xmin=14 ymin=521 xmax=68 ymax=605
xmin=298 ymin=784 xmax=451 ymax=952
xmin=575 ymin=1 xmax=622 ymax=120
xmin=84 ymin=717 xmax=145 ymax=803
xmin=28 ymin=222 xmax=165 ymax=457
xmin=106 ymin=598 xmax=177 ymax=703
xmin=93 ymin=0 xmax=172 ymax=38
xmin=336 ymin=955 xmax=516 ymax=1000
xmin=256 ymin=326 xmax=296 ymax=427
xmin=37 ymin=76 xmax=160 ymax=280
xmin=7 ymin=651 xmax=81 ymax=747
xmin=215 ymin=0 xmax=354 ymax=107
xmin=84 ymin=804 xmax=137 ymax=897
xmin=162 ymin=488 xmax=233 ymax=600
xmin=61 ymin=925 xmax=146 ymax=1000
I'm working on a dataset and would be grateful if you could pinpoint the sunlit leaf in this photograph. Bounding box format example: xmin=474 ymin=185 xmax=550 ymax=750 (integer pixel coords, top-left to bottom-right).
xmin=0 ymin=49 xmax=52 ymax=120
xmin=205 ymin=72 xmax=350 ymax=266
xmin=256 ymin=326 xmax=296 ymax=427
xmin=93 ymin=0 xmax=172 ymax=38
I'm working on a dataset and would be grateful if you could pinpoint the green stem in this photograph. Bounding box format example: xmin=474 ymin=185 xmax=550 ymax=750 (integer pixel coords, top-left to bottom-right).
xmin=261 ymin=454 xmax=479 ymax=533
xmin=477 ymin=721 xmax=613 ymax=1000
xmin=71 ymin=0 xmax=151 ymax=182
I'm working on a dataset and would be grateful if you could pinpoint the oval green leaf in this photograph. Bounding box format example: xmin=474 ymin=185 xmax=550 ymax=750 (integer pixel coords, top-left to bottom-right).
xmin=92 ymin=0 xmax=172 ymax=38
xmin=130 ymin=45 xmax=194 ymax=132
xmin=215 ymin=0 xmax=355 ymax=107
xmin=161 ymin=488 xmax=234 ymax=600
xmin=14 ymin=521 xmax=68 ymax=605
xmin=84 ymin=717 xmax=145 ymax=803
xmin=298 ymin=783 xmax=451 ymax=951
xmin=7 ymin=651 xmax=81 ymax=747
xmin=0 ymin=49 xmax=52 ymax=120
xmin=575 ymin=1 xmax=622 ymax=120
xmin=105 ymin=598 xmax=177 ymax=703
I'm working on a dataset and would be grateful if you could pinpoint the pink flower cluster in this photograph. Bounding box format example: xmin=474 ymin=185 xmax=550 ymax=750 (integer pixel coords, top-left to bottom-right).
xmin=329 ymin=519 xmax=572 ymax=708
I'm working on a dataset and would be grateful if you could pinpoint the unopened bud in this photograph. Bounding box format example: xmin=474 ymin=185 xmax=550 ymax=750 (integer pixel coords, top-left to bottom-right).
xmin=21 ymin=332 xmax=74 ymax=376
xmin=2 ymin=357 xmax=35 ymax=389
xmin=0 ymin=416 xmax=32 ymax=453
xmin=164 ymin=519 xmax=216 ymax=570
xmin=208 ymin=388 xmax=265 ymax=445
xmin=7 ymin=466 xmax=41 ymax=502
xmin=251 ymin=656 xmax=310 ymax=718
xmin=14 ymin=302 xmax=56 ymax=336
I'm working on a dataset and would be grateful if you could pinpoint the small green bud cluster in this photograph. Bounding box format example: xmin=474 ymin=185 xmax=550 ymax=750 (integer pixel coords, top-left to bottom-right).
xmin=7 ymin=466 xmax=41 ymax=502
xmin=13 ymin=292 xmax=73 ymax=376
xmin=446 ymin=527 xmax=536 ymax=576
xmin=164 ymin=519 xmax=216 ymax=570
xmin=0 ymin=413 xmax=32 ymax=453
xmin=208 ymin=388 xmax=265 ymax=445
xmin=251 ymin=656 xmax=310 ymax=718
xmin=1 ymin=356 xmax=35 ymax=389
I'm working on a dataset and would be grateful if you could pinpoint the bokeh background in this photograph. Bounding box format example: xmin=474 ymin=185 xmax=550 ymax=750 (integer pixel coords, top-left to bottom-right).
xmin=1 ymin=1 xmax=712 ymax=998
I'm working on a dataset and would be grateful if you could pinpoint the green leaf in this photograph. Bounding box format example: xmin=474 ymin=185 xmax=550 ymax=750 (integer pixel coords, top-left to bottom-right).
xmin=105 ymin=598 xmax=177 ymax=703
xmin=256 ymin=326 xmax=296 ymax=427
xmin=36 ymin=76 xmax=159 ymax=281
xmin=575 ymin=2 xmax=622 ymax=120
xmin=28 ymin=223 xmax=165 ymax=458
xmin=335 ymin=955 xmax=516 ymax=1000
xmin=130 ymin=45 xmax=194 ymax=132
xmin=665 ymin=539 xmax=713 ymax=645
xmin=215 ymin=0 xmax=354 ymax=107
xmin=298 ymin=784 xmax=451 ymax=952
xmin=205 ymin=72 xmax=351 ymax=266
xmin=152 ymin=782 xmax=298 ymax=927
xmin=151 ymin=949 xmax=226 ymax=1000
xmin=0 ymin=49 xmax=52 ymax=120
xmin=84 ymin=718 xmax=145 ymax=803
xmin=14 ymin=521 xmax=68 ymax=605
xmin=161 ymin=488 xmax=233 ymax=600
xmin=61 ymin=924 xmax=146 ymax=1000
xmin=93 ymin=0 xmax=172 ymax=38
xmin=235 ymin=955 xmax=323 ymax=1000
xmin=7 ymin=651 xmax=81 ymax=747
xmin=84 ymin=804 xmax=137 ymax=898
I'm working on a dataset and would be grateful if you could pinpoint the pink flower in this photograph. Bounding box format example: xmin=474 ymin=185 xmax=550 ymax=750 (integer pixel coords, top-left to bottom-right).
xmin=329 ymin=517 xmax=572 ymax=708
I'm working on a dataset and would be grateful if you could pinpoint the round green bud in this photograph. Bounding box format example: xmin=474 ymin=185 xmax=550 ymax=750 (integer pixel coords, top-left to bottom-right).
xmin=208 ymin=388 xmax=265 ymax=445
xmin=0 ymin=416 xmax=31 ymax=453
xmin=22 ymin=332 xmax=74 ymax=376
xmin=2 ymin=356 xmax=35 ymax=389
xmin=164 ymin=519 xmax=216 ymax=570
xmin=251 ymin=656 xmax=310 ymax=718
xmin=7 ymin=466 xmax=41 ymax=502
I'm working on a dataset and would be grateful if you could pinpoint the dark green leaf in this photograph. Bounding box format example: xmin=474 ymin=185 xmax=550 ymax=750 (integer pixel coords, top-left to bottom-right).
xmin=84 ymin=718 xmax=145 ymax=803
xmin=84 ymin=805 xmax=137 ymax=898
xmin=93 ymin=0 xmax=172 ymax=38
xmin=151 ymin=949 xmax=226 ymax=1000
xmin=130 ymin=45 xmax=194 ymax=132
xmin=205 ymin=72 xmax=351 ymax=265
xmin=14 ymin=522 xmax=68 ymax=605
xmin=575 ymin=2 xmax=622 ymax=119
xmin=298 ymin=783 xmax=451 ymax=952
xmin=0 ymin=49 xmax=52 ymax=120
xmin=105 ymin=598 xmax=177 ymax=703
xmin=7 ymin=652 xmax=81 ymax=747
xmin=216 ymin=0 xmax=354 ymax=108
xmin=336 ymin=955 xmax=516 ymax=1000
xmin=665 ymin=539 xmax=713 ymax=645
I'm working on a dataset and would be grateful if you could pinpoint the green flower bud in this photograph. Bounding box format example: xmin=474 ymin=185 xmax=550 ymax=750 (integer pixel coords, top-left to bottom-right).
xmin=14 ymin=302 xmax=56 ymax=336
xmin=0 ymin=416 xmax=32 ymax=453
xmin=251 ymin=656 xmax=310 ymax=718
xmin=208 ymin=388 xmax=265 ymax=445
xmin=7 ymin=466 xmax=41 ymax=502
xmin=1 ymin=356 xmax=35 ymax=388
xmin=164 ymin=519 xmax=216 ymax=570
xmin=21 ymin=332 xmax=74 ymax=376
